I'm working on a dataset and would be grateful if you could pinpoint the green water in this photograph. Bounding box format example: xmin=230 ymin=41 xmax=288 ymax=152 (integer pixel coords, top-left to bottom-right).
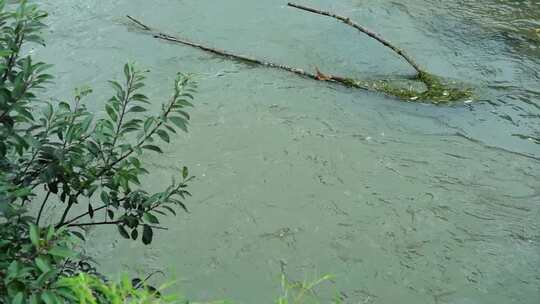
xmin=37 ymin=0 xmax=539 ymax=303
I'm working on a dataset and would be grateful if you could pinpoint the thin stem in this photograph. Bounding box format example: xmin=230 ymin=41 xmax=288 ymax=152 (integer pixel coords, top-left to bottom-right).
xmin=57 ymin=201 xmax=73 ymax=227
xmin=67 ymin=220 xmax=122 ymax=227
xmin=1 ymin=25 xmax=25 ymax=82
xmin=133 ymin=271 xmax=165 ymax=289
xmin=36 ymin=190 xmax=51 ymax=225
xmin=20 ymin=147 xmax=41 ymax=179
xmin=67 ymin=220 xmax=168 ymax=230
xmin=63 ymin=205 xmax=108 ymax=226
xmin=108 ymin=72 xmax=134 ymax=163
xmin=61 ymin=98 xmax=81 ymax=150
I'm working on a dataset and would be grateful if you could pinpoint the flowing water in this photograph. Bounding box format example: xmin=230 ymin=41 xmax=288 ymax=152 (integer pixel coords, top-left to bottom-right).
xmin=38 ymin=0 xmax=539 ymax=303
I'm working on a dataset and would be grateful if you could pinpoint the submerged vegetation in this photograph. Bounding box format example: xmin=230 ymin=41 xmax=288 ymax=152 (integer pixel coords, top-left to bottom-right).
xmin=335 ymin=71 xmax=473 ymax=104
xmin=381 ymin=71 xmax=473 ymax=104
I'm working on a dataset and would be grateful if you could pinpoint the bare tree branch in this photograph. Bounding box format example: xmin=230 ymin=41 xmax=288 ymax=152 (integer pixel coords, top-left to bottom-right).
xmin=67 ymin=220 xmax=168 ymax=230
xmin=287 ymin=2 xmax=425 ymax=75
xmin=126 ymin=15 xmax=373 ymax=91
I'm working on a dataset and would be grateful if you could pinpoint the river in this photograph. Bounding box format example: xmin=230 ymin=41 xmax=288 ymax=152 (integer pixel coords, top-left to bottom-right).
xmin=38 ymin=0 xmax=540 ymax=303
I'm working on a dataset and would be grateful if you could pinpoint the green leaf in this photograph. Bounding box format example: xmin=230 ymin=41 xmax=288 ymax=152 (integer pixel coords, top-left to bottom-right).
xmin=52 ymin=288 xmax=77 ymax=302
xmin=70 ymin=231 xmax=85 ymax=241
xmin=132 ymin=93 xmax=149 ymax=103
xmin=12 ymin=292 xmax=24 ymax=304
xmin=41 ymin=291 xmax=56 ymax=304
xmin=164 ymin=124 xmax=177 ymax=134
xmin=182 ymin=166 xmax=189 ymax=179
xmin=59 ymin=101 xmax=71 ymax=112
xmin=35 ymin=256 xmax=51 ymax=273
xmin=29 ymin=294 xmax=39 ymax=304
xmin=128 ymin=105 xmax=146 ymax=113
xmin=81 ymin=115 xmax=93 ymax=132
xmin=156 ymin=130 xmax=169 ymax=143
xmin=142 ymin=145 xmax=163 ymax=153
xmin=176 ymin=99 xmax=194 ymax=107
xmin=181 ymin=93 xmax=195 ymax=100
xmin=142 ymin=225 xmax=153 ymax=245
xmin=162 ymin=205 xmax=177 ymax=216
xmin=13 ymin=187 xmax=32 ymax=197
xmin=178 ymin=201 xmax=189 ymax=213
xmin=117 ymin=225 xmax=130 ymax=239
xmin=105 ymin=104 xmax=118 ymax=122
xmin=29 ymin=223 xmax=39 ymax=248
xmin=143 ymin=212 xmax=159 ymax=224
xmin=0 ymin=50 xmax=12 ymax=57
xmin=176 ymin=110 xmax=190 ymax=120
xmin=88 ymin=203 xmax=94 ymax=218
xmin=131 ymin=228 xmax=138 ymax=240
xmin=124 ymin=63 xmax=132 ymax=81
xmin=143 ymin=117 xmax=154 ymax=133
xmin=36 ymin=269 xmax=59 ymax=286
xmin=108 ymin=80 xmax=124 ymax=95
xmin=49 ymin=246 xmax=76 ymax=258
xmin=7 ymin=261 xmax=21 ymax=280
xmin=169 ymin=116 xmax=188 ymax=132
xmin=100 ymin=191 xmax=110 ymax=204
xmin=45 ymin=225 xmax=55 ymax=241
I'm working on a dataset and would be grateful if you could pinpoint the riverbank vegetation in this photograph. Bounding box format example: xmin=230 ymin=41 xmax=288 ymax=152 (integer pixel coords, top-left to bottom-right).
xmin=0 ymin=1 xmax=195 ymax=302
xmin=0 ymin=1 xmax=339 ymax=303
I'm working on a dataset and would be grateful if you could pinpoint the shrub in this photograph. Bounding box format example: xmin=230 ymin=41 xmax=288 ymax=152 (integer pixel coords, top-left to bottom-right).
xmin=0 ymin=0 xmax=196 ymax=302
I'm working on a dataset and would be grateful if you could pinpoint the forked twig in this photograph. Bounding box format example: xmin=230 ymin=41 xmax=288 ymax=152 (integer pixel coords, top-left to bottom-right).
xmin=126 ymin=4 xmax=472 ymax=103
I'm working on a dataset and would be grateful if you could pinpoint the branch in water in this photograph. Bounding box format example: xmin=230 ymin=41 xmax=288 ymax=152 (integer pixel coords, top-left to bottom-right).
xmin=287 ymin=2 xmax=425 ymax=75
xmin=125 ymin=13 xmax=472 ymax=103
xmin=126 ymin=15 xmax=372 ymax=91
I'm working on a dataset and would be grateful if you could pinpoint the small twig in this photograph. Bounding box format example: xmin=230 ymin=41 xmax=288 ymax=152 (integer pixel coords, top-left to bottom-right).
xmin=36 ymin=190 xmax=51 ymax=225
xmin=126 ymin=15 xmax=151 ymax=31
xmin=67 ymin=220 xmax=168 ymax=230
xmin=133 ymin=270 xmax=165 ymax=289
xmin=108 ymin=70 xmax=135 ymax=165
xmin=287 ymin=2 xmax=425 ymax=75
xmin=57 ymin=201 xmax=74 ymax=228
xmin=66 ymin=220 xmax=123 ymax=227
xmin=63 ymin=205 xmax=108 ymax=226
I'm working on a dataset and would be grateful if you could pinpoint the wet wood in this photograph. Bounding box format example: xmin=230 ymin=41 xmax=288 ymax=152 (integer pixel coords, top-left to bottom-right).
xmin=288 ymin=2 xmax=425 ymax=75
xmin=126 ymin=13 xmax=471 ymax=104
xmin=126 ymin=15 xmax=371 ymax=91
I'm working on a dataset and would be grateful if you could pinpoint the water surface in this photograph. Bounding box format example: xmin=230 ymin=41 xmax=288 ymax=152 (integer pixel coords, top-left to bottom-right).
xmin=38 ymin=1 xmax=540 ymax=303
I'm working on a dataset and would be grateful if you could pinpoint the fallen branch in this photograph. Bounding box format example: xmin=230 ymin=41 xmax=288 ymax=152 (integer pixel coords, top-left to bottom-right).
xmin=126 ymin=15 xmax=371 ymax=91
xmin=288 ymin=2 xmax=424 ymax=75
xmin=126 ymin=10 xmax=472 ymax=104
xmin=287 ymin=2 xmax=473 ymax=102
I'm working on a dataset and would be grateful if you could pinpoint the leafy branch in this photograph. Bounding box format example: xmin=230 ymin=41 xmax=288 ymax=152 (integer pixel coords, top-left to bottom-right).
xmin=1 ymin=1 xmax=199 ymax=302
